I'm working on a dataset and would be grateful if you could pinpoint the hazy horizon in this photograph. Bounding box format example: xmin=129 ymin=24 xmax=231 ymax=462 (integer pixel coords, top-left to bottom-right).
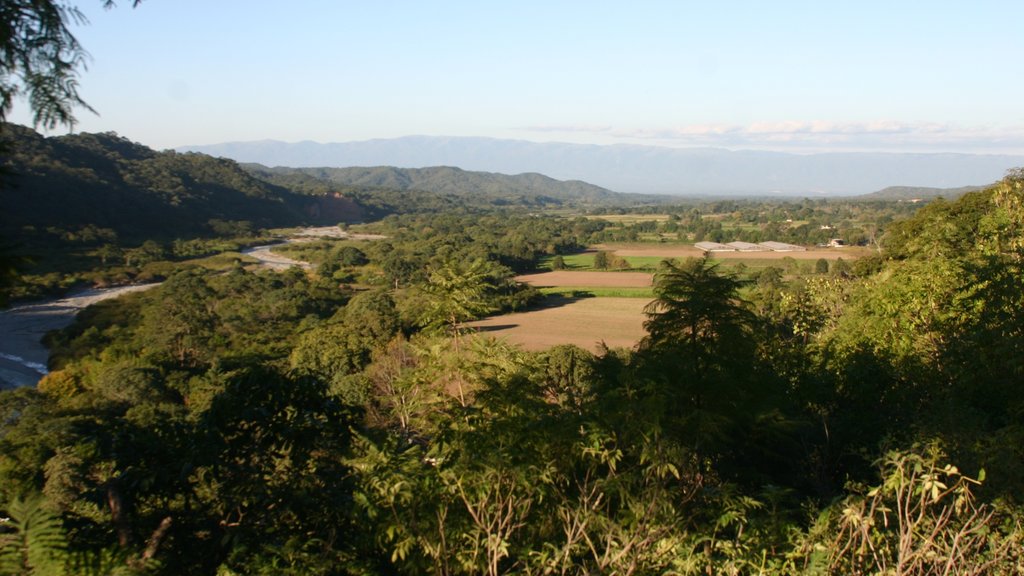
xmin=9 ymin=1 xmax=1024 ymax=156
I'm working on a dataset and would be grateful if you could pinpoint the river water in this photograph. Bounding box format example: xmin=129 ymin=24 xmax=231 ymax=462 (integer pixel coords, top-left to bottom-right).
xmin=0 ymin=284 xmax=160 ymax=389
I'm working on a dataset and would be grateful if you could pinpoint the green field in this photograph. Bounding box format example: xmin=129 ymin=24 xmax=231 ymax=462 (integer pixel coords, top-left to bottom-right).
xmin=538 ymin=286 xmax=655 ymax=298
xmin=542 ymin=253 xmax=667 ymax=271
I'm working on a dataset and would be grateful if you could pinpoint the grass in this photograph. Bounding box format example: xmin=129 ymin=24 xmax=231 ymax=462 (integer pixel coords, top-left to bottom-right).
xmin=541 ymin=253 xmax=822 ymax=274
xmin=587 ymin=214 xmax=672 ymax=224
xmin=542 ymin=254 xmax=667 ymax=271
xmin=539 ymin=286 xmax=655 ymax=299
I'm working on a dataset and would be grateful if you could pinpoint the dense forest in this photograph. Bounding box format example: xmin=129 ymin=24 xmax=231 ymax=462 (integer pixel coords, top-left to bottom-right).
xmin=1 ymin=132 xmax=1022 ymax=574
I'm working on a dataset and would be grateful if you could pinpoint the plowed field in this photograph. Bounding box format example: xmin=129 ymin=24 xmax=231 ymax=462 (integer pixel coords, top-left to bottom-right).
xmin=468 ymin=297 xmax=648 ymax=352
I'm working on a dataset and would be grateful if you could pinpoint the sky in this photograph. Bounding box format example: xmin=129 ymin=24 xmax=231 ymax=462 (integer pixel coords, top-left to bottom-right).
xmin=10 ymin=0 xmax=1024 ymax=154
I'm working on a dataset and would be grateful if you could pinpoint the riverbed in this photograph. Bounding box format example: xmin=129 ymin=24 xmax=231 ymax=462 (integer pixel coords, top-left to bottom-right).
xmin=0 ymin=227 xmax=383 ymax=390
xmin=0 ymin=284 xmax=160 ymax=390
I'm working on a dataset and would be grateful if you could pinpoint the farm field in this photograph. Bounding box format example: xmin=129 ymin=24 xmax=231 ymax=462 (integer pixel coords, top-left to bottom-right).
xmin=596 ymin=243 xmax=871 ymax=260
xmin=493 ymin=241 xmax=862 ymax=351
xmin=516 ymin=271 xmax=653 ymax=287
xmin=467 ymin=297 xmax=648 ymax=352
xmin=467 ymin=271 xmax=654 ymax=352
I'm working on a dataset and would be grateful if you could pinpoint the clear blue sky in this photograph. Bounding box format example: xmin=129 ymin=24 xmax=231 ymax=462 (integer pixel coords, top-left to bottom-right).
xmin=11 ymin=0 xmax=1024 ymax=153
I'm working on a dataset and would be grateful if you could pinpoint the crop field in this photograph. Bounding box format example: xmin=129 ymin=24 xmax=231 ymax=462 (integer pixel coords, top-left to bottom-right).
xmin=539 ymin=287 xmax=655 ymax=298
xmin=542 ymin=245 xmax=867 ymax=273
xmin=487 ymin=242 xmax=864 ymax=351
xmin=587 ymin=213 xmax=672 ymax=224
xmin=465 ymin=271 xmax=653 ymax=351
xmin=468 ymin=297 xmax=648 ymax=352
xmin=516 ymin=271 xmax=653 ymax=287
xmin=597 ymin=243 xmax=871 ymax=261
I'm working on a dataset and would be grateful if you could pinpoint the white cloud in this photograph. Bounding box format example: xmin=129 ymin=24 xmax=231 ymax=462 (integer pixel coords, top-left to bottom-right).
xmin=524 ymin=121 xmax=1024 ymax=154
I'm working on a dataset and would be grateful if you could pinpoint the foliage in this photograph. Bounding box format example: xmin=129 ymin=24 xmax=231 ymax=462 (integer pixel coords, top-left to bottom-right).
xmin=796 ymin=446 xmax=1022 ymax=575
xmin=3 ymin=147 xmax=1024 ymax=574
xmin=0 ymin=494 xmax=66 ymax=576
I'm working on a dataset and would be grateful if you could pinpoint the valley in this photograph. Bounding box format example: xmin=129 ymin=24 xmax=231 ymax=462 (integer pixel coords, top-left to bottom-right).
xmin=1 ymin=126 xmax=1022 ymax=576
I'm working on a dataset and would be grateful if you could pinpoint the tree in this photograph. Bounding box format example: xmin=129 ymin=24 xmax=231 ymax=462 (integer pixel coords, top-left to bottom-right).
xmin=418 ymin=258 xmax=495 ymax=343
xmin=592 ymin=250 xmax=610 ymax=270
xmin=336 ymin=245 xmax=368 ymax=267
xmin=638 ymin=256 xmax=776 ymax=471
xmin=1 ymin=1 xmax=141 ymax=130
xmin=641 ymin=256 xmax=753 ymax=363
xmin=138 ymin=270 xmax=215 ymax=367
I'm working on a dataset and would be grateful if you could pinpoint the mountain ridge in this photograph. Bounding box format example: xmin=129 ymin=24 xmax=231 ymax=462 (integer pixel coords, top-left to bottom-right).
xmin=180 ymin=136 xmax=1024 ymax=196
xmin=244 ymin=164 xmax=623 ymax=205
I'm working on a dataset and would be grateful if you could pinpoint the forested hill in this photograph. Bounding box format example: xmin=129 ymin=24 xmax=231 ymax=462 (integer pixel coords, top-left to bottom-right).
xmin=244 ymin=164 xmax=636 ymax=207
xmin=0 ymin=125 xmax=350 ymax=242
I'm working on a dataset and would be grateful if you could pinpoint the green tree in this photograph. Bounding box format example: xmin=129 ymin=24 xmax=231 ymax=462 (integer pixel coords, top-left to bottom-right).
xmin=138 ymin=270 xmax=215 ymax=367
xmin=1 ymin=1 xmax=141 ymax=130
xmin=641 ymin=256 xmax=754 ymax=365
xmin=337 ymin=245 xmax=368 ymax=267
xmin=418 ymin=258 xmax=495 ymax=344
xmin=592 ymin=250 xmax=610 ymax=270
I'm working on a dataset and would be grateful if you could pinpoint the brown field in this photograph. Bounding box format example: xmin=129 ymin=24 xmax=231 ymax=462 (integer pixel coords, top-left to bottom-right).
xmin=516 ymin=271 xmax=653 ymax=287
xmin=480 ymin=244 xmax=867 ymax=353
xmin=595 ymin=243 xmax=872 ymax=260
xmin=468 ymin=298 xmax=648 ymax=352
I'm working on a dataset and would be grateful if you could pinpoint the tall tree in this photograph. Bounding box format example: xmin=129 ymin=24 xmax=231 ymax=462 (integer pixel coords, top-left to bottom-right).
xmin=418 ymin=258 xmax=496 ymax=345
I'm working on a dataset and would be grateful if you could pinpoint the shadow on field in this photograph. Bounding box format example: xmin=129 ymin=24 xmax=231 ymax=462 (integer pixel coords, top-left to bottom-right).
xmin=532 ymin=292 xmax=595 ymax=310
xmin=475 ymin=323 xmax=519 ymax=332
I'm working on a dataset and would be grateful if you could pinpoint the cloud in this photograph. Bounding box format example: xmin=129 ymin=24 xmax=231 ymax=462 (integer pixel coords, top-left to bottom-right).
xmin=523 ymin=121 xmax=1024 ymax=154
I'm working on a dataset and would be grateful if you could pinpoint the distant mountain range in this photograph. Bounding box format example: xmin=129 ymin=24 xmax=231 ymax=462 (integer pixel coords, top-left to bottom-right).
xmin=180 ymin=136 xmax=1024 ymax=196
xmin=857 ymin=185 xmax=989 ymax=201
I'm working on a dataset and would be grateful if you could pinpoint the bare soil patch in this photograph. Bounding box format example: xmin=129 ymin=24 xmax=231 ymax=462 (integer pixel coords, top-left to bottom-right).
xmin=468 ymin=297 xmax=648 ymax=352
xmin=516 ymin=271 xmax=653 ymax=288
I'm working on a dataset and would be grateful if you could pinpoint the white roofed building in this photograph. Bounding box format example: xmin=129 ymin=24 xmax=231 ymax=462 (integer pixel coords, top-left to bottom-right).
xmin=759 ymin=241 xmax=806 ymax=251
xmin=695 ymin=241 xmax=735 ymax=252
xmin=727 ymin=241 xmax=767 ymax=251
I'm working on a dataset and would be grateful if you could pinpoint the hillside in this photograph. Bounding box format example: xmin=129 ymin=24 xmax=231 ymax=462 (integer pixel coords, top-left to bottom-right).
xmin=243 ymin=164 xmax=637 ymax=208
xmin=182 ymin=135 xmax=1024 ymax=196
xmin=0 ymin=125 xmax=358 ymax=242
xmin=0 ymin=126 xmax=644 ymax=253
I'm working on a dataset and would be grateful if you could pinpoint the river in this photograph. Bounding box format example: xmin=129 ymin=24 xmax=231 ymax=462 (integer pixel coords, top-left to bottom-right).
xmin=0 ymin=284 xmax=160 ymax=390
xmin=0 ymin=227 xmax=387 ymax=390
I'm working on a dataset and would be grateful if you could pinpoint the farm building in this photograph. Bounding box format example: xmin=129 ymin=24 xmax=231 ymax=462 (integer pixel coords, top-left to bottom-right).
xmin=727 ymin=241 xmax=768 ymax=251
xmin=759 ymin=241 xmax=806 ymax=252
xmin=695 ymin=241 xmax=735 ymax=252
